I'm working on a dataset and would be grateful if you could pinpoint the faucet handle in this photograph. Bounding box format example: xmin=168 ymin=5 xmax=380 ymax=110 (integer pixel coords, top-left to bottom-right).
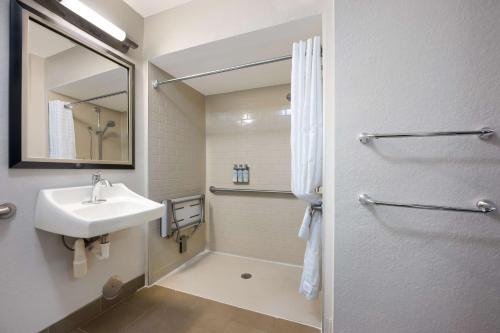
xmin=92 ymin=172 xmax=103 ymax=185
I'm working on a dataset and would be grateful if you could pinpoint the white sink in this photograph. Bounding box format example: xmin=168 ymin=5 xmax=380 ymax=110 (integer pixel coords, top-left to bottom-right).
xmin=35 ymin=183 xmax=164 ymax=238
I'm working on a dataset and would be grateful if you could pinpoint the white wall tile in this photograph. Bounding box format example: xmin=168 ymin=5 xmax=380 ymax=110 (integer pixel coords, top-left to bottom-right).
xmin=148 ymin=63 xmax=206 ymax=282
xmin=206 ymin=84 xmax=306 ymax=265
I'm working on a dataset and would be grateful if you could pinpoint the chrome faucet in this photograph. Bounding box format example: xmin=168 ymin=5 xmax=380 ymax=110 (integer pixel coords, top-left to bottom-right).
xmin=87 ymin=172 xmax=112 ymax=204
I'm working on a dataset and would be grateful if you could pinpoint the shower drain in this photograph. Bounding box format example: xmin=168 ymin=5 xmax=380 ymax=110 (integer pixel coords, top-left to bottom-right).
xmin=241 ymin=273 xmax=252 ymax=279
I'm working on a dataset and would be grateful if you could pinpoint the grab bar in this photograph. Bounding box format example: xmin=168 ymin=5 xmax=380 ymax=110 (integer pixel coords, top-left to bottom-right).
xmin=359 ymin=194 xmax=496 ymax=214
xmin=209 ymin=186 xmax=293 ymax=195
xmin=209 ymin=186 xmax=322 ymax=211
xmin=0 ymin=203 xmax=16 ymax=220
xmin=311 ymin=203 xmax=323 ymax=212
xmin=359 ymin=127 xmax=494 ymax=143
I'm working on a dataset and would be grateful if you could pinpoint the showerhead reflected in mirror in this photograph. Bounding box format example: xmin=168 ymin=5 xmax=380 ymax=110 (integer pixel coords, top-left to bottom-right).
xmin=104 ymin=121 xmax=116 ymax=133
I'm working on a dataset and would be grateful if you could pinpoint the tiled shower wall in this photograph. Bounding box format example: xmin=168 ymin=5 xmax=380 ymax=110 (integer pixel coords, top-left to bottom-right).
xmin=205 ymin=84 xmax=307 ymax=265
xmin=148 ymin=63 xmax=206 ymax=282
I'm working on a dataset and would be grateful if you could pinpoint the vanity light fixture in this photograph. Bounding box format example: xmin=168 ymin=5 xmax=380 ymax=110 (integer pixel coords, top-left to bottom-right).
xmin=28 ymin=0 xmax=138 ymax=53
xmin=59 ymin=0 xmax=127 ymax=41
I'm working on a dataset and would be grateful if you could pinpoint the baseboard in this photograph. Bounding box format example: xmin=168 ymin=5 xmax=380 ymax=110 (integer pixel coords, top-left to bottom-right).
xmin=212 ymin=250 xmax=303 ymax=268
xmin=38 ymin=274 xmax=144 ymax=333
xmin=154 ymin=249 xmax=210 ymax=282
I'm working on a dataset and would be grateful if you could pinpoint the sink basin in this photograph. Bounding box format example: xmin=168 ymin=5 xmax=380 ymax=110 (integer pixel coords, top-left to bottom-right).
xmin=35 ymin=183 xmax=164 ymax=238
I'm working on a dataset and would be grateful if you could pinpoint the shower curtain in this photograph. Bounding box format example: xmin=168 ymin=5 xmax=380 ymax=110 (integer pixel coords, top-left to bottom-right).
xmin=48 ymin=100 xmax=76 ymax=159
xmin=291 ymin=36 xmax=323 ymax=300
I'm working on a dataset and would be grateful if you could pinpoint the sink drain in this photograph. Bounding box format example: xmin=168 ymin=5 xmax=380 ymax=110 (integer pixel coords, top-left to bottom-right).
xmin=241 ymin=273 xmax=252 ymax=279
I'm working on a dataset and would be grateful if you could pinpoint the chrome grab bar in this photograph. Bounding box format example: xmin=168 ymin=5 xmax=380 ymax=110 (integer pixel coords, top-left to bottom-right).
xmin=0 ymin=203 xmax=16 ymax=219
xmin=359 ymin=127 xmax=495 ymax=144
xmin=209 ymin=186 xmax=293 ymax=195
xmin=359 ymin=194 xmax=496 ymax=214
xmin=311 ymin=203 xmax=323 ymax=212
xmin=209 ymin=186 xmax=322 ymax=211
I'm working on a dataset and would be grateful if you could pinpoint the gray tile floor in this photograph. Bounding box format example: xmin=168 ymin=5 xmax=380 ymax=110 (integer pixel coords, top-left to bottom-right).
xmin=74 ymin=286 xmax=319 ymax=333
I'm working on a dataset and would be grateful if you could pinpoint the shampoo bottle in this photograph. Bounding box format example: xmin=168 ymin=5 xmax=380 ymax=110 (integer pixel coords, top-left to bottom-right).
xmin=243 ymin=164 xmax=249 ymax=183
xmin=232 ymin=164 xmax=238 ymax=183
xmin=237 ymin=164 xmax=244 ymax=183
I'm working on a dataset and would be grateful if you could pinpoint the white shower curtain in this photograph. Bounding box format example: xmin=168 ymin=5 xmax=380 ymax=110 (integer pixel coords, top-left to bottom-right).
xmin=48 ymin=100 xmax=76 ymax=159
xmin=291 ymin=36 xmax=323 ymax=300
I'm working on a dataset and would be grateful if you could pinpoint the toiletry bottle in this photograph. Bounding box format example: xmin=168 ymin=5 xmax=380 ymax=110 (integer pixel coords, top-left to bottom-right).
xmin=243 ymin=164 xmax=249 ymax=183
xmin=232 ymin=164 xmax=238 ymax=183
xmin=237 ymin=164 xmax=244 ymax=183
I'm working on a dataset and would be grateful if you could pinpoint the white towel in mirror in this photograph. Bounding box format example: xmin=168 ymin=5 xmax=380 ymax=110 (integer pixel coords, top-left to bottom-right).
xmin=48 ymin=100 xmax=76 ymax=159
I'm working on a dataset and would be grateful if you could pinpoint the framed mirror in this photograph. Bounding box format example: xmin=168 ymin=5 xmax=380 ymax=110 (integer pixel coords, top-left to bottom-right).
xmin=9 ymin=1 xmax=135 ymax=169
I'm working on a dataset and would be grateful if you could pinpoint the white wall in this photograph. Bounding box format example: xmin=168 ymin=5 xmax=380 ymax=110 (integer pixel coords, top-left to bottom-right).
xmin=44 ymin=45 xmax=120 ymax=89
xmin=143 ymin=0 xmax=325 ymax=59
xmin=335 ymin=0 xmax=500 ymax=332
xmin=27 ymin=54 xmax=48 ymax=157
xmin=0 ymin=0 xmax=146 ymax=332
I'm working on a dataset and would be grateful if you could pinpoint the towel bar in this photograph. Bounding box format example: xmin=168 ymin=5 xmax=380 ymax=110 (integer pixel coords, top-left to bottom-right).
xmin=359 ymin=194 xmax=496 ymax=214
xmin=359 ymin=127 xmax=494 ymax=143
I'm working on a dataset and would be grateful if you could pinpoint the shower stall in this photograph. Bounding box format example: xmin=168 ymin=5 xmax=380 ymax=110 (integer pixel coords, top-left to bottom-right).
xmin=147 ymin=15 xmax=323 ymax=330
xmin=63 ymin=90 xmax=128 ymax=161
xmin=88 ymin=107 xmax=116 ymax=160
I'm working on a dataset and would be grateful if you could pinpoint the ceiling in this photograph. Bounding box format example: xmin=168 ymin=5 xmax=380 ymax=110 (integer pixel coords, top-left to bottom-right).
xmin=28 ymin=20 xmax=75 ymax=58
xmin=123 ymin=0 xmax=193 ymax=17
xmin=150 ymin=15 xmax=322 ymax=96
xmin=51 ymin=68 xmax=129 ymax=112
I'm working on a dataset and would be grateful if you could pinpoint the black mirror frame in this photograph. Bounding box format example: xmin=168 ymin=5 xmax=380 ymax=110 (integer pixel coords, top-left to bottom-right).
xmin=9 ymin=0 xmax=135 ymax=169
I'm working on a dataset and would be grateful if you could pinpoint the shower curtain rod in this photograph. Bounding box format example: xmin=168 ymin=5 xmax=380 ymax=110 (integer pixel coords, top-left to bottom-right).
xmin=152 ymin=55 xmax=293 ymax=88
xmin=65 ymin=90 xmax=128 ymax=108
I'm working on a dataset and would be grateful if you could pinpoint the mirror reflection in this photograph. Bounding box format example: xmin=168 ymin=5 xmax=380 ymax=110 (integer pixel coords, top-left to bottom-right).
xmin=25 ymin=19 xmax=130 ymax=163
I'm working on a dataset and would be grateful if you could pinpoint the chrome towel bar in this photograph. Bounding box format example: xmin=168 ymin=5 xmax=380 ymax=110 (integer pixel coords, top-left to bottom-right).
xmin=359 ymin=194 xmax=496 ymax=214
xmin=359 ymin=127 xmax=494 ymax=143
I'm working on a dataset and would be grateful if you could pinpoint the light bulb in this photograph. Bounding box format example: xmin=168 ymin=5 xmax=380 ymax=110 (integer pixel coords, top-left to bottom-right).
xmin=60 ymin=0 xmax=127 ymax=42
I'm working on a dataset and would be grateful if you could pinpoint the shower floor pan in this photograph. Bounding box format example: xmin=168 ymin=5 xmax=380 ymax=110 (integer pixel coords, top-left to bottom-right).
xmin=155 ymin=251 xmax=321 ymax=328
